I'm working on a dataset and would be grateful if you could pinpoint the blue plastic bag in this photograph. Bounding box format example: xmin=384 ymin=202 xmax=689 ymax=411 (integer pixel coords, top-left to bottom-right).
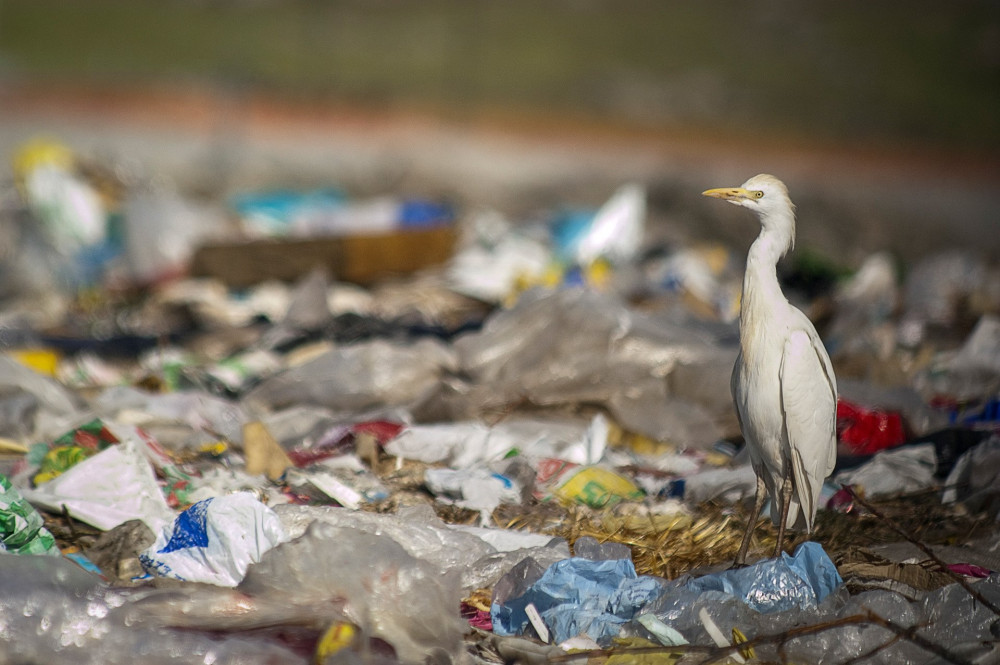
xmin=684 ymin=541 xmax=842 ymax=614
xmin=491 ymin=556 xmax=664 ymax=645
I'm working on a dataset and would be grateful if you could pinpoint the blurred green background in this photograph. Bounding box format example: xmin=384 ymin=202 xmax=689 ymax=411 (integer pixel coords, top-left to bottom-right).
xmin=2 ymin=0 xmax=998 ymax=152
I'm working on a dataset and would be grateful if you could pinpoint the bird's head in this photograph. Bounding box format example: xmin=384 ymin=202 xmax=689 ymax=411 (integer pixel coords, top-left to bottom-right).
xmin=702 ymin=174 xmax=796 ymax=249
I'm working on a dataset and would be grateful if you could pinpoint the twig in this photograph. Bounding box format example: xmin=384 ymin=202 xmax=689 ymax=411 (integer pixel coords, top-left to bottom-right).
xmin=548 ymin=611 xmax=975 ymax=665
xmin=848 ymin=487 xmax=1000 ymax=617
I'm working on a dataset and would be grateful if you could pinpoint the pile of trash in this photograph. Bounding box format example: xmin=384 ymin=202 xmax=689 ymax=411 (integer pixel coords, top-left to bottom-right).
xmin=1 ymin=138 xmax=998 ymax=664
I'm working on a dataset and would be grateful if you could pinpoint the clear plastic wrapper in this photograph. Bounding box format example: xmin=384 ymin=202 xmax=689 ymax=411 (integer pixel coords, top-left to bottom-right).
xmin=240 ymin=520 xmax=464 ymax=664
xmin=0 ymin=553 xmax=309 ymax=665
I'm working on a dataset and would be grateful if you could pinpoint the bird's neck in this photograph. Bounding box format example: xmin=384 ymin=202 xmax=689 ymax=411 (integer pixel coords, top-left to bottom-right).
xmin=741 ymin=225 xmax=792 ymax=330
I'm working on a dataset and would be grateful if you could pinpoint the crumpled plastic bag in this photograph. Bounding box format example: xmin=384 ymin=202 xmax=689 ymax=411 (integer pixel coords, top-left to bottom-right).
xmin=682 ymin=541 xmax=843 ymax=614
xmin=244 ymin=337 xmax=456 ymax=413
xmin=451 ymin=288 xmax=736 ymax=449
xmin=834 ymin=443 xmax=936 ymax=498
xmin=140 ymin=492 xmax=287 ymax=587
xmin=240 ymin=519 xmax=465 ymax=664
xmin=491 ymin=556 xmax=665 ymax=645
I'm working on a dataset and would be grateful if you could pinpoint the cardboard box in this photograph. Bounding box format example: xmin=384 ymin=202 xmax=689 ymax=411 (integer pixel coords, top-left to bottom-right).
xmin=190 ymin=225 xmax=456 ymax=287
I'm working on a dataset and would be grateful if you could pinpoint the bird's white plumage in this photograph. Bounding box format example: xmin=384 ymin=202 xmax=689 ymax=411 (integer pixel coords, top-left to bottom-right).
xmin=705 ymin=174 xmax=837 ymax=552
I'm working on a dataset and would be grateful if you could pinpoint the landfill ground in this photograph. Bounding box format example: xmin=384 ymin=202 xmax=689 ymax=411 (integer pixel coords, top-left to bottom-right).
xmin=0 ymin=84 xmax=999 ymax=664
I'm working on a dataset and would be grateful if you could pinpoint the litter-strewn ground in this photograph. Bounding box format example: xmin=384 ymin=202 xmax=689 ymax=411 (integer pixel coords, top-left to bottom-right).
xmin=0 ymin=101 xmax=999 ymax=664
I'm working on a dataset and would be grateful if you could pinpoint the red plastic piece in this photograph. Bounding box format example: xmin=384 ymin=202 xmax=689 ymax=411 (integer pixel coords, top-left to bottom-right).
xmin=836 ymin=399 xmax=906 ymax=455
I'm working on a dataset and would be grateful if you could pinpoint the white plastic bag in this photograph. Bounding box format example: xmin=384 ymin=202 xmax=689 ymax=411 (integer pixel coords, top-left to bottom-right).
xmin=140 ymin=492 xmax=287 ymax=587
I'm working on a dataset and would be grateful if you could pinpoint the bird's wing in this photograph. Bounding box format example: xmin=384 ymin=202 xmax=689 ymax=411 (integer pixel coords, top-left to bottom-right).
xmin=780 ymin=327 xmax=837 ymax=531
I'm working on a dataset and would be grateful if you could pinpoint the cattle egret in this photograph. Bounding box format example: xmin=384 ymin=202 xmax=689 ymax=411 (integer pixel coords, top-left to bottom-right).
xmin=703 ymin=174 xmax=837 ymax=565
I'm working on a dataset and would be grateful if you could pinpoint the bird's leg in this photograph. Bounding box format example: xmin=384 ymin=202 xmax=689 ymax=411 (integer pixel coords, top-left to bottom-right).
xmin=773 ymin=465 xmax=794 ymax=558
xmin=734 ymin=475 xmax=766 ymax=567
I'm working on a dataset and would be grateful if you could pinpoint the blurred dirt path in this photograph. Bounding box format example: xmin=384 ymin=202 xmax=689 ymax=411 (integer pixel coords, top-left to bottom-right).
xmin=2 ymin=83 xmax=998 ymax=263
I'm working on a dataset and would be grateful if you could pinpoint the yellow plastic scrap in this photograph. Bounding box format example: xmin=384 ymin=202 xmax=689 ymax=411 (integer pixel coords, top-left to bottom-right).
xmin=199 ymin=441 xmax=229 ymax=457
xmin=732 ymin=627 xmax=756 ymax=661
xmin=606 ymin=420 xmax=673 ymax=456
xmin=12 ymin=138 xmax=75 ymax=182
xmin=584 ymin=258 xmax=613 ymax=289
xmin=8 ymin=349 xmax=61 ymax=377
xmin=314 ymin=622 xmax=358 ymax=664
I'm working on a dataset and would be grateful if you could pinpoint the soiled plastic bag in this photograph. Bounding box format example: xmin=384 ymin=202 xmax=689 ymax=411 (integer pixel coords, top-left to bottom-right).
xmin=275 ymin=504 xmax=570 ymax=593
xmin=140 ymin=492 xmax=287 ymax=587
xmin=834 ymin=443 xmax=937 ymax=498
xmin=240 ymin=519 xmax=465 ymax=664
xmin=244 ymin=338 xmax=456 ymax=413
xmin=452 ymin=288 xmax=736 ymax=449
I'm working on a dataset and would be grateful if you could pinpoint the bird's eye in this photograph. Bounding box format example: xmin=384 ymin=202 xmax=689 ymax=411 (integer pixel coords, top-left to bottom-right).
xmin=752 ymin=190 xmax=764 ymax=199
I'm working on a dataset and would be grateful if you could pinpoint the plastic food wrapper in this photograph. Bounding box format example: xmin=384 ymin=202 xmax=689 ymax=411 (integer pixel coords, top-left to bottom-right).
xmin=834 ymin=443 xmax=937 ymax=498
xmin=29 ymin=418 xmax=122 ymax=485
xmin=21 ymin=438 xmax=175 ymax=534
xmin=1 ymin=474 xmax=59 ymax=555
xmin=491 ymin=556 xmax=665 ymax=645
xmin=140 ymin=492 xmax=287 ymax=587
xmin=535 ymin=460 xmax=644 ymax=509
xmin=836 ymin=399 xmax=906 ymax=455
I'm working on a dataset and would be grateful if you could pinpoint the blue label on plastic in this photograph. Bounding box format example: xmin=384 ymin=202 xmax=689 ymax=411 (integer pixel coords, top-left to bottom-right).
xmin=159 ymin=498 xmax=212 ymax=553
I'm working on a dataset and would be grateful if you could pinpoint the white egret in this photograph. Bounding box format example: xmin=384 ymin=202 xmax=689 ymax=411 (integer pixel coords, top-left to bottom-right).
xmin=703 ymin=174 xmax=837 ymax=565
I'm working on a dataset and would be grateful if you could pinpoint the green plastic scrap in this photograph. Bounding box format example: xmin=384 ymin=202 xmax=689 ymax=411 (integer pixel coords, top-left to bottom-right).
xmin=0 ymin=474 xmax=59 ymax=555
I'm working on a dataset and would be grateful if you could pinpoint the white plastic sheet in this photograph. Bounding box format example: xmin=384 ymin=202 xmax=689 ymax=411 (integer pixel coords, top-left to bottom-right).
xmin=22 ymin=438 xmax=175 ymax=534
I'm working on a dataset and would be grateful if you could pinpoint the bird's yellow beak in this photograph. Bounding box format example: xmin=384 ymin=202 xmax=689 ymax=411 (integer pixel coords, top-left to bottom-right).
xmin=702 ymin=187 xmax=753 ymax=201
